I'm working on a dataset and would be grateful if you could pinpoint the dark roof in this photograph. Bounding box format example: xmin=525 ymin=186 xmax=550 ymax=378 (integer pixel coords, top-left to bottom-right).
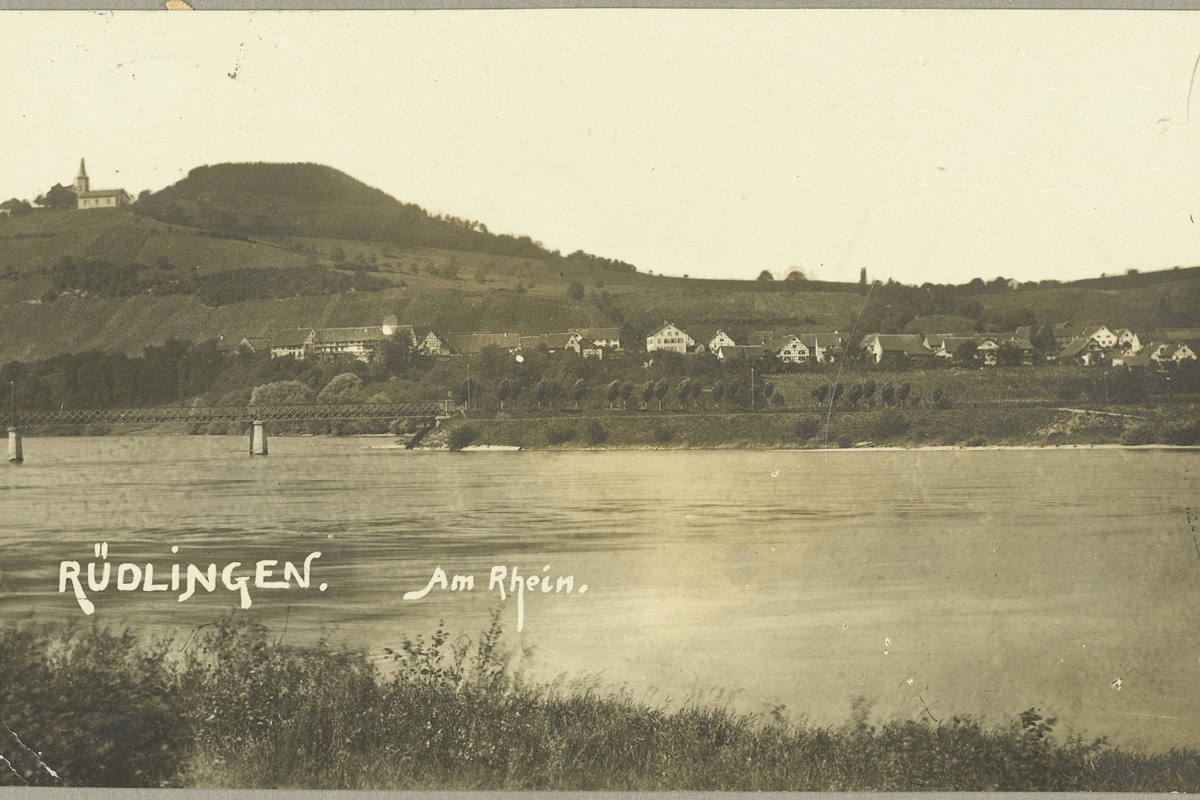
xmin=570 ymin=327 xmax=621 ymax=341
xmin=445 ymin=332 xmax=520 ymax=353
xmin=519 ymin=333 xmax=575 ymax=350
xmin=1054 ymin=338 xmax=1092 ymax=360
xmin=313 ymin=326 xmax=386 ymax=344
xmin=270 ymin=329 xmax=315 ymax=347
xmin=864 ymin=334 xmax=932 ymax=356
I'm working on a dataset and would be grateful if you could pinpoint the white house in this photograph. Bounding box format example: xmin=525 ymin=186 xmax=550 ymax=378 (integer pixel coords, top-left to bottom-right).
xmin=270 ymin=329 xmax=315 ymax=360
xmin=1083 ymin=326 xmax=1119 ymax=350
xmin=646 ymin=322 xmax=694 ymax=354
xmin=1115 ymin=329 xmax=1142 ymax=353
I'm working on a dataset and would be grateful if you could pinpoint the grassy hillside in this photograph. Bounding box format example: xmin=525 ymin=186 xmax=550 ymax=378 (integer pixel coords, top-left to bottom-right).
xmin=2 ymin=161 xmax=1200 ymax=363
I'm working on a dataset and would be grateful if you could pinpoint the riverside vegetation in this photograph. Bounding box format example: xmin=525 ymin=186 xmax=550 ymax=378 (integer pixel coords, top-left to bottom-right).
xmin=1 ymin=615 xmax=1199 ymax=790
xmin=3 ymin=335 xmax=1199 ymax=449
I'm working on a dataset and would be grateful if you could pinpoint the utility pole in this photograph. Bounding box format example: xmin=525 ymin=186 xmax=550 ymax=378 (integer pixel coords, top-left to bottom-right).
xmin=750 ymin=367 xmax=755 ymax=410
xmin=466 ymin=362 xmax=471 ymax=411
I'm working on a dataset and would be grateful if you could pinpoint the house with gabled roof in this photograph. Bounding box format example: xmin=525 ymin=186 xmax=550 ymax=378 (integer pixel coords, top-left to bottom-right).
xmin=270 ymin=328 xmax=315 ymax=360
xmin=1149 ymin=341 xmax=1198 ymax=364
xmin=718 ymin=344 xmax=766 ymax=362
xmin=311 ymin=326 xmax=389 ymax=361
xmin=565 ymin=332 xmax=604 ymax=359
xmin=1082 ymin=325 xmax=1119 ymax=350
xmin=569 ymin=327 xmax=622 ymax=349
xmin=416 ymin=329 xmax=453 ymax=356
xmin=646 ymin=322 xmax=694 ymax=354
xmin=773 ymin=335 xmax=811 ymax=364
xmin=519 ymin=333 xmax=576 ymax=353
xmin=1051 ymin=337 xmax=1100 ymax=366
xmin=1114 ymin=328 xmax=1141 ymax=353
xmin=685 ymin=326 xmax=736 ymax=356
xmin=860 ymin=333 xmax=933 ymax=364
xmin=797 ymin=333 xmax=843 ymax=363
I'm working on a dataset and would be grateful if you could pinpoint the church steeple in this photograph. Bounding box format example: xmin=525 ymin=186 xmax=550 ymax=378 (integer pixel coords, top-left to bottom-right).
xmin=74 ymin=158 xmax=89 ymax=193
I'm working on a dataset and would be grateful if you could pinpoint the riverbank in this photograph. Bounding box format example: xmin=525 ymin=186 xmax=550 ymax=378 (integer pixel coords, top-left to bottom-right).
xmin=419 ymin=404 xmax=1200 ymax=451
xmin=2 ymin=615 xmax=1197 ymax=791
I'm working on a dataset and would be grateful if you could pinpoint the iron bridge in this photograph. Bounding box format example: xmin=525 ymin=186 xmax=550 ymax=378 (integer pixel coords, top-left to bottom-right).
xmin=15 ymin=401 xmax=451 ymax=426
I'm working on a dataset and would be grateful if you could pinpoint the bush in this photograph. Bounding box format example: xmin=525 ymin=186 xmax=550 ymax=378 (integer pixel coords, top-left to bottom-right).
xmin=0 ymin=624 xmax=190 ymax=787
xmin=871 ymin=410 xmax=910 ymax=441
xmin=653 ymin=425 xmax=675 ymax=444
xmin=545 ymin=424 xmax=576 ymax=445
xmin=1120 ymin=423 xmax=1160 ymax=446
xmin=448 ymin=425 xmax=480 ymax=451
xmin=794 ymin=416 xmax=822 ymax=439
xmin=584 ymin=420 xmax=608 ymax=445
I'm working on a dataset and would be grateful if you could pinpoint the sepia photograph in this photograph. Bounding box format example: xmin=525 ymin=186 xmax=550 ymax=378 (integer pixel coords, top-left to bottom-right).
xmin=1 ymin=7 xmax=1199 ymax=792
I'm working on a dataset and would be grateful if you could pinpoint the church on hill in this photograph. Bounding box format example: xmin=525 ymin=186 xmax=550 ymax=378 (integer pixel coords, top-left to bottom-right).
xmin=73 ymin=159 xmax=133 ymax=210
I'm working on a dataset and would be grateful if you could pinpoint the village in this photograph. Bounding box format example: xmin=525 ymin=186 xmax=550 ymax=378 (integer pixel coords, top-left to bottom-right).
xmin=217 ymin=319 xmax=1199 ymax=371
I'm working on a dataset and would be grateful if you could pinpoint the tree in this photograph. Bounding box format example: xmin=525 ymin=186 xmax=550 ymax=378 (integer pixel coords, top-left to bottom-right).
xmin=606 ymin=380 xmax=621 ymax=410
xmin=566 ymin=282 xmax=585 ymax=301
xmin=571 ymin=378 xmax=587 ymax=409
xmin=619 ymin=383 xmax=633 ymax=410
xmin=496 ymin=377 xmax=513 ymax=410
xmin=641 ymin=380 xmax=656 ymax=408
xmin=784 ymin=269 xmax=807 ymax=282
xmin=330 ymin=245 xmax=346 ymax=263
xmin=996 ymin=342 xmax=1024 ymax=367
xmin=863 ymin=379 xmax=877 ymax=407
xmin=847 ymin=383 xmax=864 ymax=407
xmin=896 ymin=382 xmax=911 ymax=408
xmin=676 ymin=378 xmax=693 ymax=409
xmin=881 ymin=381 xmax=895 ymax=407
xmin=35 ymin=183 xmax=77 ymax=210
xmin=379 ymin=338 xmax=413 ymax=374
xmin=317 ymin=372 xmax=365 ymax=404
xmin=250 ymin=380 xmax=314 ymax=406
xmin=756 ymin=270 xmax=775 ymax=281
xmin=955 ymin=340 xmax=980 ymax=366
xmin=0 ymin=198 xmax=32 ymax=217
xmin=533 ymin=379 xmax=558 ymax=410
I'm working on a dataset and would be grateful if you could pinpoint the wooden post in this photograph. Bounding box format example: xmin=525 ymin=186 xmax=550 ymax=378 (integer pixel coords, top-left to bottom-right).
xmin=7 ymin=427 xmax=22 ymax=464
xmin=249 ymin=420 xmax=268 ymax=456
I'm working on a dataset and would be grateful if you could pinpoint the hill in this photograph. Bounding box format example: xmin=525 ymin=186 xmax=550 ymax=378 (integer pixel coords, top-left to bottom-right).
xmin=1 ymin=161 xmax=1199 ymax=363
xmin=134 ymin=162 xmax=557 ymax=263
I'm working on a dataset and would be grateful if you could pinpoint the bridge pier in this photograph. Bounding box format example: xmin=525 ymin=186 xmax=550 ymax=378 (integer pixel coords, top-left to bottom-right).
xmin=249 ymin=420 xmax=268 ymax=457
xmin=7 ymin=427 xmax=22 ymax=464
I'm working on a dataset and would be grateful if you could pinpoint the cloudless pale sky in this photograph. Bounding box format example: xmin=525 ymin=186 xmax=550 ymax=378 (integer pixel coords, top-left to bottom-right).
xmin=3 ymin=10 xmax=1200 ymax=285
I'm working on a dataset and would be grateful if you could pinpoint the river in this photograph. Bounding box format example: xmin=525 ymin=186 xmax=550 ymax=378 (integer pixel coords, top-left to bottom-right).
xmin=1 ymin=436 xmax=1197 ymax=752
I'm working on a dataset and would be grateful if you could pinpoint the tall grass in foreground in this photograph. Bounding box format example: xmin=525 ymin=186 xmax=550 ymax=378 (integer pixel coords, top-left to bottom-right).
xmin=1 ymin=614 xmax=1198 ymax=790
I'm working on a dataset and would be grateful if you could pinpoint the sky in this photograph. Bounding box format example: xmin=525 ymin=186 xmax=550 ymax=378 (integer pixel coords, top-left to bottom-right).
xmin=3 ymin=10 xmax=1200 ymax=285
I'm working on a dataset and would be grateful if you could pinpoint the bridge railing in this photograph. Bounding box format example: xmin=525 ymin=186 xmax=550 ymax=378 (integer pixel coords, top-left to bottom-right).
xmin=17 ymin=401 xmax=452 ymax=426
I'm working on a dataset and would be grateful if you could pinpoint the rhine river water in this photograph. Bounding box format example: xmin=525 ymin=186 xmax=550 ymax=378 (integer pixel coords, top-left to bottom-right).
xmin=1 ymin=436 xmax=1197 ymax=752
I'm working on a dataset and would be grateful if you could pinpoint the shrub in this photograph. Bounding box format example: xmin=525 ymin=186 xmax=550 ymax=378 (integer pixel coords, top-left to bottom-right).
xmin=584 ymin=420 xmax=608 ymax=445
xmin=871 ymin=409 xmax=910 ymax=441
xmin=1120 ymin=423 xmax=1160 ymax=446
xmin=545 ymin=424 xmax=576 ymax=445
xmin=653 ymin=425 xmax=675 ymax=444
xmin=794 ymin=416 xmax=822 ymax=439
xmin=448 ymin=425 xmax=479 ymax=451
xmin=0 ymin=624 xmax=190 ymax=787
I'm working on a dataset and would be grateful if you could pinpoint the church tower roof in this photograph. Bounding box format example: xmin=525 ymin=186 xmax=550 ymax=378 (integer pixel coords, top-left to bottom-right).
xmin=77 ymin=158 xmax=87 ymax=180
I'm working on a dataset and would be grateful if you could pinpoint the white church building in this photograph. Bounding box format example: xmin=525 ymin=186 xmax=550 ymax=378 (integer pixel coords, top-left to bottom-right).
xmin=74 ymin=159 xmax=133 ymax=209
